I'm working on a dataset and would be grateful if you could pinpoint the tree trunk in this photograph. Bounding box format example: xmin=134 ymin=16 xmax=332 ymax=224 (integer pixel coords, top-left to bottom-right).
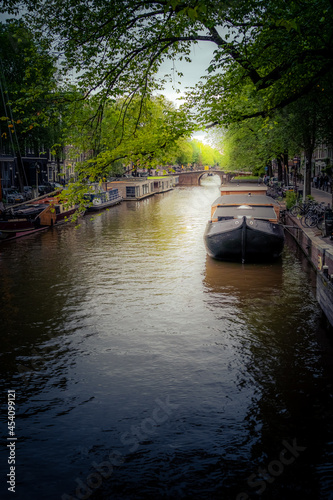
xmin=268 ymin=161 xmax=273 ymax=178
xmin=304 ymin=152 xmax=312 ymax=197
xmin=277 ymin=156 xmax=283 ymax=182
xmin=283 ymin=151 xmax=289 ymax=185
xmin=57 ymin=157 xmax=61 ymax=182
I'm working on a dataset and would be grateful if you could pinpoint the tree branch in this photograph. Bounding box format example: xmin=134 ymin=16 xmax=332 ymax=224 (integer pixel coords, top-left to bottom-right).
xmin=206 ymin=61 xmax=333 ymax=127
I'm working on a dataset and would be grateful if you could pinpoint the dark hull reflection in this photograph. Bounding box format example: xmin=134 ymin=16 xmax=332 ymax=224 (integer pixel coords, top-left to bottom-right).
xmin=204 ymin=255 xmax=284 ymax=296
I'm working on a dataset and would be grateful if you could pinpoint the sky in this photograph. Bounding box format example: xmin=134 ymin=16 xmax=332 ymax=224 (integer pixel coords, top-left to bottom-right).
xmin=156 ymin=41 xmax=217 ymax=144
xmin=157 ymin=41 xmax=216 ymax=102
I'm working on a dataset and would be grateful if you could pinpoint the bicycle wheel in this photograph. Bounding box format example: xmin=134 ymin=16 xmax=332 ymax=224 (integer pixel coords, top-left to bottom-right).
xmin=304 ymin=214 xmax=318 ymax=227
xmin=290 ymin=205 xmax=301 ymax=216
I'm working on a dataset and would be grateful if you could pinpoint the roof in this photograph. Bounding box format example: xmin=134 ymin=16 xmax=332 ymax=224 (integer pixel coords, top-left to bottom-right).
xmin=221 ymin=184 xmax=267 ymax=192
xmin=212 ymin=194 xmax=279 ymax=206
xmin=213 ymin=205 xmax=278 ymax=220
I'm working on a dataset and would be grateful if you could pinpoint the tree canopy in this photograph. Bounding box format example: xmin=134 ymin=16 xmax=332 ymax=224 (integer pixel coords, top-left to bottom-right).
xmin=2 ymin=0 xmax=332 ymax=129
xmin=2 ymin=0 xmax=333 ymax=197
xmin=0 ymin=19 xmax=60 ymax=145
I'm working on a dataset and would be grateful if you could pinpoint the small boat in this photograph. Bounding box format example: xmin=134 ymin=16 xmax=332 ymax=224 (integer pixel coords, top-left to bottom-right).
xmin=204 ymin=193 xmax=284 ymax=263
xmin=28 ymin=196 xmax=79 ymax=225
xmin=0 ymin=194 xmax=80 ymax=242
xmin=85 ymin=187 xmax=122 ymax=211
xmin=0 ymin=204 xmax=49 ymax=241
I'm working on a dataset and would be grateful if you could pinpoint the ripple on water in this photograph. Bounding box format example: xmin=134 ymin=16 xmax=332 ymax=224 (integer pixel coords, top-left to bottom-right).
xmin=1 ymin=183 xmax=333 ymax=500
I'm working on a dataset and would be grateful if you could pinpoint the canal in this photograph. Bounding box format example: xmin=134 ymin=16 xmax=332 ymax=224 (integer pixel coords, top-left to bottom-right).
xmin=1 ymin=177 xmax=333 ymax=500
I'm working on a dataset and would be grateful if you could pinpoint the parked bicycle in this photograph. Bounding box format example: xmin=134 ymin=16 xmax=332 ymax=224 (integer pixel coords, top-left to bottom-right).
xmin=289 ymin=199 xmax=318 ymax=217
xmin=266 ymin=184 xmax=283 ymax=200
xmin=303 ymin=203 xmax=327 ymax=228
xmin=289 ymin=199 xmax=320 ymax=227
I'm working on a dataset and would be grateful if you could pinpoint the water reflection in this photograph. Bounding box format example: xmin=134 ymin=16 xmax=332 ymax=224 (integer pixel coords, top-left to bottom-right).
xmin=0 ymin=180 xmax=333 ymax=500
xmin=204 ymin=255 xmax=283 ymax=300
xmin=203 ymin=250 xmax=333 ymax=499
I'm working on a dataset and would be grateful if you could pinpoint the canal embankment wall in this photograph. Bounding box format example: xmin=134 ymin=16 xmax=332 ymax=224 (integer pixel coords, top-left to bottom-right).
xmin=284 ymin=211 xmax=333 ymax=328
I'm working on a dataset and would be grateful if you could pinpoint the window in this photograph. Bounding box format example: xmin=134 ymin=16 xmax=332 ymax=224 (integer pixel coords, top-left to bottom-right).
xmin=126 ymin=186 xmax=136 ymax=198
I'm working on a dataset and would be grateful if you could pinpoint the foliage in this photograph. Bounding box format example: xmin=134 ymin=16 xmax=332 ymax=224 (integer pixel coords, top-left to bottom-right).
xmin=3 ymin=0 xmax=333 ymax=200
xmin=186 ymin=139 xmax=222 ymax=167
xmin=5 ymin=0 xmax=332 ymax=130
xmin=0 ymin=19 xmax=70 ymax=159
xmin=62 ymin=93 xmax=194 ymax=182
xmin=174 ymin=138 xmax=194 ymax=166
xmin=217 ymin=115 xmax=291 ymax=173
xmin=285 ymin=190 xmax=297 ymax=209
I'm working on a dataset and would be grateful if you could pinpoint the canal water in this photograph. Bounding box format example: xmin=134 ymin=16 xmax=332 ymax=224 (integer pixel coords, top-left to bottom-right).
xmin=1 ymin=177 xmax=333 ymax=500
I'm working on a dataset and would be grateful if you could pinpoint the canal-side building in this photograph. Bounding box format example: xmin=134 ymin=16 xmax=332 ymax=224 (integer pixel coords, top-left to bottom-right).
xmin=1 ymin=137 xmax=180 ymax=198
xmin=0 ymin=143 xmax=86 ymax=193
xmin=313 ymin=143 xmax=333 ymax=177
xmin=107 ymin=178 xmax=155 ymax=200
xmin=0 ymin=153 xmax=16 ymax=189
xmin=0 ymin=150 xmax=50 ymax=189
xmin=150 ymin=175 xmax=178 ymax=193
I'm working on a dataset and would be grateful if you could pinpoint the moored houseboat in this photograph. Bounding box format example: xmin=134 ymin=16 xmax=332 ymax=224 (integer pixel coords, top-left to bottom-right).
xmin=28 ymin=196 xmax=79 ymax=225
xmin=0 ymin=204 xmax=49 ymax=241
xmin=85 ymin=187 xmax=122 ymax=211
xmin=204 ymin=193 xmax=285 ymax=263
xmin=220 ymin=185 xmax=268 ymax=196
xmin=0 ymin=194 xmax=80 ymax=242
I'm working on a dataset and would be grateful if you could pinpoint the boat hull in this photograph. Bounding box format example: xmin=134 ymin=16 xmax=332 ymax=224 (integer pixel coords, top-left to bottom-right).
xmin=0 ymin=224 xmax=48 ymax=241
xmin=0 ymin=200 xmax=80 ymax=242
xmin=204 ymin=216 xmax=284 ymax=262
xmin=0 ymin=205 xmax=47 ymax=241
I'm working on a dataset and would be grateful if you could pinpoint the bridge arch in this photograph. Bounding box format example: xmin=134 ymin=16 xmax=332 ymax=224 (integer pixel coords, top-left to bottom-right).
xmin=177 ymin=170 xmax=228 ymax=186
xmin=197 ymin=170 xmax=225 ymax=185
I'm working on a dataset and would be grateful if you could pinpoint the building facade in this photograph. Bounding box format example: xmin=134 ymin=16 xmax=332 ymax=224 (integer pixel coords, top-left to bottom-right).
xmin=313 ymin=143 xmax=333 ymax=176
xmin=0 ymin=144 xmax=80 ymax=193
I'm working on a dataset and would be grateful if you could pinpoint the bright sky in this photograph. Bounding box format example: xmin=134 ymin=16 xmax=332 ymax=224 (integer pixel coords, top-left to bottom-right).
xmin=157 ymin=41 xmax=215 ymax=102
xmin=155 ymin=41 xmax=217 ymax=144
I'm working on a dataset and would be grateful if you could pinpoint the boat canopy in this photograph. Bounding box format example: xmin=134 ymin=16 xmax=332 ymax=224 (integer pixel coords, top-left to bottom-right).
xmin=212 ymin=194 xmax=279 ymax=206
xmin=212 ymin=204 xmax=278 ymax=220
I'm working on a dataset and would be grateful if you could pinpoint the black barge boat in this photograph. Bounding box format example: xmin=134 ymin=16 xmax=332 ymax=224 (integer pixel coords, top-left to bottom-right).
xmin=204 ymin=193 xmax=285 ymax=263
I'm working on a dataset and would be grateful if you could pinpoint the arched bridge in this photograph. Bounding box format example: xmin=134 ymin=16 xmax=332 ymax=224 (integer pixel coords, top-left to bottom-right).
xmin=177 ymin=170 xmax=228 ymax=186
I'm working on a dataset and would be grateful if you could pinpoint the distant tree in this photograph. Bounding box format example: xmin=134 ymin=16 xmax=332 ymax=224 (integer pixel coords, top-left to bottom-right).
xmin=217 ymin=118 xmax=282 ymax=174
xmin=174 ymin=139 xmax=194 ymax=166
xmin=60 ymin=94 xmax=194 ymax=211
xmin=66 ymin=94 xmax=193 ymax=178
